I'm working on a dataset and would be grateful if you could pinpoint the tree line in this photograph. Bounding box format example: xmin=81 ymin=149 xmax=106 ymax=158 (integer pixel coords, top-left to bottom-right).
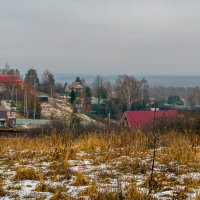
xmin=1 ymin=63 xmax=200 ymax=120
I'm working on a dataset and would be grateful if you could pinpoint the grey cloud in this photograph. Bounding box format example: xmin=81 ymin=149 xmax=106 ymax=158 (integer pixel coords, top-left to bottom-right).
xmin=0 ymin=0 xmax=200 ymax=75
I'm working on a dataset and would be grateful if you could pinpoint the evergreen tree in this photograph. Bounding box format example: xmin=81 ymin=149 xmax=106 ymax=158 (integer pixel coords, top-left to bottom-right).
xmin=25 ymin=68 xmax=40 ymax=87
xmin=75 ymin=77 xmax=81 ymax=83
xmin=70 ymin=89 xmax=76 ymax=104
xmin=84 ymin=86 xmax=92 ymax=113
xmin=35 ymin=103 xmax=42 ymax=119
xmin=85 ymin=86 xmax=91 ymax=97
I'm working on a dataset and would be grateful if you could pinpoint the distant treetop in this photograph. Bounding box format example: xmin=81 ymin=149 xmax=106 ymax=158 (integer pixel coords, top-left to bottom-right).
xmin=25 ymin=68 xmax=40 ymax=87
xmin=75 ymin=77 xmax=81 ymax=84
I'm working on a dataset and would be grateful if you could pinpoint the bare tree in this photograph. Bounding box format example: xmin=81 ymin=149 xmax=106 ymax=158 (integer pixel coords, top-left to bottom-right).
xmin=104 ymin=80 xmax=113 ymax=100
xmin=116 ymin=75 xmax=139 ymax=110
xmin=83 ymin=86 xmax=92 ymax=113
xmin=192 ymin=87 xmax=200 ymax=106
xmin=140 ymin=78 xmax=149 ymax=102
xmin=17 ymin=82 xmax=41 ymax=119
xmin=40 ymin=69 xmax=55 ymax=95
xmin=92 ymin=75 xmax=103 ymax=102
xmin=92 ymin=76 xmax=107 ymax=115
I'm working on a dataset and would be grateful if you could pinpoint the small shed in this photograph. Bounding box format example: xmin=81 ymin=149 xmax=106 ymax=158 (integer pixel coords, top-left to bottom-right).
xmin=38 ymin=96 xmax=49 ymax=102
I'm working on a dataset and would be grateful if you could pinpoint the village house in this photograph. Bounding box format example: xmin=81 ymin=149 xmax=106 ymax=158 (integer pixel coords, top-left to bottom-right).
xmin=66 ymin=82 xmax=84 ymax=93
xmin=0 ymin=74 xmax=22 ymax=92
xmin=122 ymin=109 xmax=178 ymax=129
xmin=65 ymin=81 xmax=85 ymax=113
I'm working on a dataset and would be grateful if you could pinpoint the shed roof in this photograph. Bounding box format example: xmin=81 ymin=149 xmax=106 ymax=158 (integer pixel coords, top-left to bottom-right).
xmin=124 ymin=110 xmax=178 ymax=129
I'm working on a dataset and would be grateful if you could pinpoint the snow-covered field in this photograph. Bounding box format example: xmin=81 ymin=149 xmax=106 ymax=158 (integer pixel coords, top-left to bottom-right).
xmin=1 ymin=135 xmax=200 ymax=200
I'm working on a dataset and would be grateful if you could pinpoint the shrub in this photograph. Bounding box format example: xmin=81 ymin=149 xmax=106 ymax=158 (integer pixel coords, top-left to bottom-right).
xmin=13 ymin=168 xmax=39 ymax=181
xmin=71 ymin=173 xmax=88 ymax=186
xmin=126 ymin=186 xmax=153 ymax=200
xmin=50 ymin=192 xmax=73 ymax=200
xmin=142 ymin=174 xmax=167 ymax=193
xmin=35 ymin=181 xmax=55 ymax=193
xmin=48 ymin=160 xmax=72 ymax=180
xmin=89 ymin=190 xmax=125 ymax=200
xmin=81 ymin=181 xmax=98 ymax=196
xmin=119 ymin=159 xmax=149 ymax=174
xmin=183 ymin=177 xmax=200 ymax=189
xmin=6 ymin=185 xmax=21 ymax=190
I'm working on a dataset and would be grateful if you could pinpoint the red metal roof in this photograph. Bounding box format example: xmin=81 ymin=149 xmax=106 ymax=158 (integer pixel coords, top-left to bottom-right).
xmin=68 ymin=82 xmax=83 ymax=89
xmin=124 ymin=110 xmax=178 ymax=129
xmin=68 ymin=82 xmax=79 ymax=89
xmin=0 ymin=75 xmax=22 ymax=84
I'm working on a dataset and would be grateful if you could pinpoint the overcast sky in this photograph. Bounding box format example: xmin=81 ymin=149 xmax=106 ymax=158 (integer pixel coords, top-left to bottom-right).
xmin=0 ymin=0 xmax=200 ymax=76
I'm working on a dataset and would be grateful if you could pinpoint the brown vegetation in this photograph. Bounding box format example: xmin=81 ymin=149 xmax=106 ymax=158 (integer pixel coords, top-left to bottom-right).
xmin=13 ymin=167 xmax=39 ymax=181
xmin=1 ymin=129 xmax=200 ymax=199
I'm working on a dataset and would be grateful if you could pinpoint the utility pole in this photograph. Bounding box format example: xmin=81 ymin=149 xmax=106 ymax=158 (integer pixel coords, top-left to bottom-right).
xmin=15 ymin=86 xmax=18 ymax=108
xmin=24 ymin=85 xmax=28 ymax=118
xmin=24 ymin=86 xmax=26 ymax=117
xmin=33 ymin=86 xmax=36 ymax=119
xmin=108 ymin=112 xmax=111 ymax=125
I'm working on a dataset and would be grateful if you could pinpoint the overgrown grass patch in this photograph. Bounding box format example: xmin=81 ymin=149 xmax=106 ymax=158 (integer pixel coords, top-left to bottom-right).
xmin=13 ymin=167 xmax=39 ymax=181
xmin=0 ymin=182 xmax=6 ymax=197
xmin=71 ymin=172 xmax=89 ymax=186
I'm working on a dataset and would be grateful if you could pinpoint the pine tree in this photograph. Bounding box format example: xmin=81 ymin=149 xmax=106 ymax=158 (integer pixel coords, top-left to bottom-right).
xmin=70 ymin=89 xmax=76 ymax=104
xmin=25 ymin=68 xmax=40 ymax=87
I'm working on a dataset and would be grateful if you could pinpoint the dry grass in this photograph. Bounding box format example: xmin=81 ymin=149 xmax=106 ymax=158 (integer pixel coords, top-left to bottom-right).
xmin=81 ymin=181 xmax=98 ymax=196
xmin=1 ymin=130 xmax=200 ymax=199
xmin=183 ymin=177 xmax=200 ymax=189
xmin=142 ymin=173 xmax=168 ymax=192
xmin=118 ymin=158 xmax=149 ymax=174
xmin=85 ymin=186 xmax=154 ymax=200
xmin=6 ymin=185 xmax=21 ymax=190
xmin=48 ymin=160 xmax=72 ymax=180
xmin=158 ymin=131 xmax=200 ymax=165
xmin=87 ymin=189 xmax=122 ymax=200
xmin=13 ymin=167 xmax=39 ymax=181
xmin=35 ymin=181 xmax=55 ymax=193
xmin=126 ymin=186 xmax=154 ymax=200
xmin=50 ymin=192 xmax=74 ymax=200
xmin=0 ymin=182 xmax=6 ymax=197
xmin=71 ymin=172 xmax=89 ymax=186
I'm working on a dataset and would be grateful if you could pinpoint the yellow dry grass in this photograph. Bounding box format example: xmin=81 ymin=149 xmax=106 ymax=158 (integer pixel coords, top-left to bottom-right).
xmin=1 ymin=129 xmax=200 ymax=199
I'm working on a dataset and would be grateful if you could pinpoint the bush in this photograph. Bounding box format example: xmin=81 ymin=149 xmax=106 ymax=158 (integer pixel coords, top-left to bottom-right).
xmin=35 ymin=181 xmax=55 ymax=193
xmin=50 ymin=192 xmax=73 ymax=200
xmin=126 ymin=186 xmax=153 ymax=200
xmin=13 ymin=168 xmax=39 ymax=181
xmin=71 ymin=173 xmax=88 ymax=186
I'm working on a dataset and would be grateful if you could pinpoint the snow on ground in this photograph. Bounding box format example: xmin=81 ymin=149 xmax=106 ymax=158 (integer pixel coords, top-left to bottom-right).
xmin=1 ymin=145 xmax=200 ymax=199
xmin=1 ymin=101 xmax=17 ymax=118
xmin=41 ymin=100 xmax=96 ymax=125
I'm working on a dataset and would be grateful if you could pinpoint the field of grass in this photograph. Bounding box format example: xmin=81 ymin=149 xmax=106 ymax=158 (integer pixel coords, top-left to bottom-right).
xmin=0 ymin=130 xmax=200 ymax=199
